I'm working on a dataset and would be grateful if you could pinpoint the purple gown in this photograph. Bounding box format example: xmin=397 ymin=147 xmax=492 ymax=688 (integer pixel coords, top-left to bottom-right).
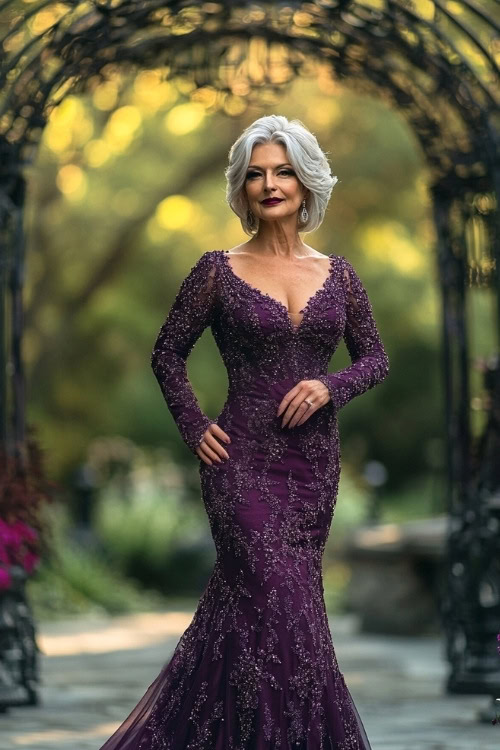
xmin=99 ymin=249 xmax=389 ymax=749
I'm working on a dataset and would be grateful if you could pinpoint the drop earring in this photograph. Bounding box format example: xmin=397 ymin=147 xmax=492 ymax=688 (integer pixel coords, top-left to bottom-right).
xmin=300 ymin=199 xmax=308 ymax=223
xmin=247 ymin=207 xmax=255 ymax=230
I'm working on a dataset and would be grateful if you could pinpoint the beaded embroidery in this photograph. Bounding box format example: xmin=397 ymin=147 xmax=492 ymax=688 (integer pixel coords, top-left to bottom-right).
xmin=101 ymin=249 xmax=389 ymax=749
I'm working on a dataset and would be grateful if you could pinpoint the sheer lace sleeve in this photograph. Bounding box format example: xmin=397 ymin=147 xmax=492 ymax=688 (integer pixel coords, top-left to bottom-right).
xmin=150 ymin=251 xmax=217 ymax=454
xmin=317 ymin=256 xmax=389 ymax=410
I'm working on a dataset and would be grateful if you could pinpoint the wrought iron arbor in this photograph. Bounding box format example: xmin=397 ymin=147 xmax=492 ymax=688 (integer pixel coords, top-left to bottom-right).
xmin=0 ymin=0 xmax=498 ymax=708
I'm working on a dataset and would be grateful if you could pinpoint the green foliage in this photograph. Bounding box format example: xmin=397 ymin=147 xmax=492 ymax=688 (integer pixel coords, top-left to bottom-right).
xmin=94 ymin=486 xmax=215 ymax=596
xmin=27 ymin=503 xmax=167 ymax=620
xmin=379 ymin=474 xmax=444 ymax=523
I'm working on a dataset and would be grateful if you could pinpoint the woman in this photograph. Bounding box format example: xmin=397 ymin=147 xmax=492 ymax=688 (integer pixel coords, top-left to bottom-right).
xmin=99 ymin=114 xmax=389 ymax=749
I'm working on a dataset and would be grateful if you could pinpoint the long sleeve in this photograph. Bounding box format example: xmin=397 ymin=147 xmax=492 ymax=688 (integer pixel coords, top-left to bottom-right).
xmin=316 ymin=256 xmax=389 ymax=411
xmin=150 ymin=252 xmax=217 ymax=454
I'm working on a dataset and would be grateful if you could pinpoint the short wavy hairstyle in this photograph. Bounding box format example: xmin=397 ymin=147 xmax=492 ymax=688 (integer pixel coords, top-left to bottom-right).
xmin=224 ymin=114 xmax=339 ymax=236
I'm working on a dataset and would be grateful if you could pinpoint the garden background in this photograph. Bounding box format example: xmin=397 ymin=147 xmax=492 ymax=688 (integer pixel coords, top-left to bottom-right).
xmin=23 ymin=64 xmax=480 ymax=621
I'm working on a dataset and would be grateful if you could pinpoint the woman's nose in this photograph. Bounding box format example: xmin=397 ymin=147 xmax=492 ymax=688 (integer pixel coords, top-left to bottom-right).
xmin=264 ymin=171 xmax=277 ymax=186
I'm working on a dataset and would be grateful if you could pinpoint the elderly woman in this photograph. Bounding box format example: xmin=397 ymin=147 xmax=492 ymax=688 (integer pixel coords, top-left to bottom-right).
xmin=100 ymin=114 xmax=389 ymax=750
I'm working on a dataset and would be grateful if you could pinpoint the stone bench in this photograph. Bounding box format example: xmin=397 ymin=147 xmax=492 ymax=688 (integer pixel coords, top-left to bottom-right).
xmin=338 ymin=516 xmax=448 ymax=635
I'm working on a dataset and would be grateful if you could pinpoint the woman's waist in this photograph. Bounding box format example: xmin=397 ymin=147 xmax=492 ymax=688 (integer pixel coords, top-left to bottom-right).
xmin=226 ymin=373 xmax=326 ymax=401
xmin=215 ymin=374 xmax=334 ymax=436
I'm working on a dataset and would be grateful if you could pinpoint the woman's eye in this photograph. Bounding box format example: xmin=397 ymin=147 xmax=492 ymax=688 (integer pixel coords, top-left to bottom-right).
xmin=246 ymin=169 xmax=295 ymax=179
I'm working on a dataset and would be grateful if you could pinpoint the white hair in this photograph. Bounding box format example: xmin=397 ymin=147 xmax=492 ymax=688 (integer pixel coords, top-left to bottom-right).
xmin=224 ymin=114 xmax=339 ymax=236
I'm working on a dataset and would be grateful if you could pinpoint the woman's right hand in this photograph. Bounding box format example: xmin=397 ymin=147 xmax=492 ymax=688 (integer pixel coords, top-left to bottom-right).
xmin=196 ymin=423 xmax=231 ymax=465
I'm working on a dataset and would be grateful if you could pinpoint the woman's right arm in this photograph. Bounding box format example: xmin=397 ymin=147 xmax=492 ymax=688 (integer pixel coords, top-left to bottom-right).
xmin=150 ymin=251 xmax=222 ymax=456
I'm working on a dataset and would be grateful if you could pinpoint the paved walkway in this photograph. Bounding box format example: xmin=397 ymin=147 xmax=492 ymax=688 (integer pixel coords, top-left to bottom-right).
xmin=0 ymin=608 xmax=498 ymax=749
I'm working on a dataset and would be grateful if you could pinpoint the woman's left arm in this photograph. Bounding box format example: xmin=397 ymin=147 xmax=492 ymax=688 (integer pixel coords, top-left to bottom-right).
xmin=316 ymin=256 xmax=390 ymax=410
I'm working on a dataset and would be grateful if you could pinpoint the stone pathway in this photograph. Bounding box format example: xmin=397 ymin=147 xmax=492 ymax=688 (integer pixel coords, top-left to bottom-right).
xmin=0 ymin=608 xmax=497 ymax=749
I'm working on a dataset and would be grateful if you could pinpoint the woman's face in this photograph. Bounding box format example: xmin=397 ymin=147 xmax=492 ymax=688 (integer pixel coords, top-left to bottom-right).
xmin=244 ymin=142 xmax=307 ymax=225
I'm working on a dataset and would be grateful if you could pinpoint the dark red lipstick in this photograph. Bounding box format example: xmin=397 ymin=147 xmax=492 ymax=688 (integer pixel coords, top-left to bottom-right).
xmin=261 ymin=198 xmax=284 ymax=205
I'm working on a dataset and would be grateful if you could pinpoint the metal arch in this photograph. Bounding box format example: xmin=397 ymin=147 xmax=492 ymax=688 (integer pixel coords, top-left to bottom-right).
xmin=0 ymin=6 xmax=493 ymax=186
xmin=0 ymin=1 xmax=497 ymax=103
xmin=384 ymin=0 xmax=498 ymax=107
xmin=0 ymin=3 xmax=496 ymax=128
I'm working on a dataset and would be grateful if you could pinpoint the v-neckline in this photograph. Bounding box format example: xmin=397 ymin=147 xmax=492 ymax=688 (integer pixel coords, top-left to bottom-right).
xmin=219 ymin=249 xmax=336 ymax=334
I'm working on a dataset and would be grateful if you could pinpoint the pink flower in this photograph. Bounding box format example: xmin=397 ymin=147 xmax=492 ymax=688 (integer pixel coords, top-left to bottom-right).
xmin=0 ymin=519 xmax=40 ymax=577
xmin=11 ymin=521 xmax=38 ymax=544
xmin=0 ymin=519 xmax=18 ymax=547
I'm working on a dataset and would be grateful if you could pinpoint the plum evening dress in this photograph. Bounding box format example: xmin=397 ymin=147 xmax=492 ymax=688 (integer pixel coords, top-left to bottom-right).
xmin=98 ymin=249 xmax=389 ymax=750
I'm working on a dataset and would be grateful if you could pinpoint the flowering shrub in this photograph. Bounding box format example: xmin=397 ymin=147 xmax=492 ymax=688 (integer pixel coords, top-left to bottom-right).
xmin=0 ymin=519 xmax=41 ymax=590
xmin=0 ymin=426 xmax=58 ymax=592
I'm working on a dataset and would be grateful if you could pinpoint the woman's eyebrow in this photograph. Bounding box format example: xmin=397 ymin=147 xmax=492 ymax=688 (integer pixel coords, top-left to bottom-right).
xmin=247 ymin=163 xmax=293 ymax=169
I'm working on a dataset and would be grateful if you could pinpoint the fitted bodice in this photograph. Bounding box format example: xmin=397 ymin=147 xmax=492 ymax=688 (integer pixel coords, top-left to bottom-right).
xmin=210 ymin=250 xmax=346 ymax=391
xmin=151 ymin=249 xmax=389 ymax=454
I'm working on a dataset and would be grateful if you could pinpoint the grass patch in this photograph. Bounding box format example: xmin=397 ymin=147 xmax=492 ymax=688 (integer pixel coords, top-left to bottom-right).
xmin=27 ymin=503 xmax=167 ymax=621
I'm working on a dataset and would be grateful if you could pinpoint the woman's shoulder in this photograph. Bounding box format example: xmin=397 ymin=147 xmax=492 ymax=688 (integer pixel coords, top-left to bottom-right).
xmin=180 ymin=251 xmax=223 ymax=283
xmin=188 ymin=249 xmax=225 ymax=267
xmin=200 ymin=249 xmax=227 ymax=260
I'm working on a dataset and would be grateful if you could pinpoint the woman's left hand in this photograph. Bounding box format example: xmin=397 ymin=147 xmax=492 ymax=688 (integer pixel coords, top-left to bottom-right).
xmin=277 ymin=379 xmax=331 ymax=428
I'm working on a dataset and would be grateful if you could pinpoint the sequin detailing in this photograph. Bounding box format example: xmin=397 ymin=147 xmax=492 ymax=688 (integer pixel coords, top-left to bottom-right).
xmin=99 ymin=249 xmax=389 ymax=749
